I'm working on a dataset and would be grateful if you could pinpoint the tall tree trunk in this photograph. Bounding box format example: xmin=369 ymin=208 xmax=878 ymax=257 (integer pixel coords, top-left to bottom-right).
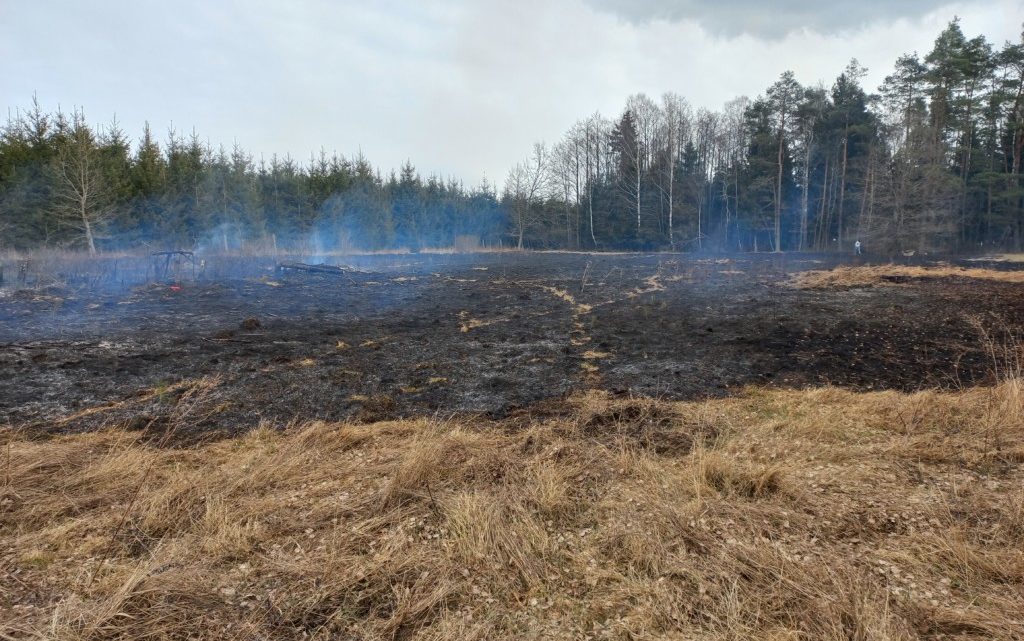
xmin=636 ymin=171 xmax=642 ymax=240
xmin=800 ymin=135 xmax=811 ymax=251
xmin=1012 ymin=77 xmax=1024 ymax=250
xmin=959 ymin=83 xmax=976 ymax=250
xmin=668 ymin=162 xmax=675 ymax=250
xmin=816 ymin=156 xmax=830 ymax=250
xmin=575 ymin=168 xmax=582 ymax=249
xmin=866 ymin=159 xmax=876 ymax=246
xmin=590 ymin=130 xmax=599 ymax=248
xmin=588 ymin=183 xmax=596 ymax=247
xmin=838 ymin=130 xmax=849 ymax=250
xmin=697 ymin=200 xmax=703 ymax=250
xmin=732 ymin=165 xmax=740 ymax=250
xmin=82 ymin=206 xmax=96 ymax=256
xmin=856 ymin=145 xmax=873 ymax=244
xmin=565 ymin=202 xmax=573 ymax=248
xmin=775 ymin=135 xmax=784 ymax=252
xmin=721 ymin=173 xmax=731 ymax=252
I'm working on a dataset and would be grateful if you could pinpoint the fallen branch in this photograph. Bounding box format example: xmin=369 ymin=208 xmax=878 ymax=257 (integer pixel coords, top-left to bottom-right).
xmin=151 ymin=251 xmax=195 ymax=259
xmin=277 ymin=262 xmax=365 ymax=275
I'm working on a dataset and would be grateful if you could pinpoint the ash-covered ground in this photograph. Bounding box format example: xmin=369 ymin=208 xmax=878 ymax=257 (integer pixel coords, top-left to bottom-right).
xmin=2 ymin=252 xmax=1023 ymax=439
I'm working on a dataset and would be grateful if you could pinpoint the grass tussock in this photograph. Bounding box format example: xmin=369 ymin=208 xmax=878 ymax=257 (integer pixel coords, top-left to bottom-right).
xmin=1 ymin=384 xmax=1023 ymax=640
xmin=973 ymin=253 xmax=1024 ymax=263
xmin=789 ymin=263 xmax=1024 ymax=288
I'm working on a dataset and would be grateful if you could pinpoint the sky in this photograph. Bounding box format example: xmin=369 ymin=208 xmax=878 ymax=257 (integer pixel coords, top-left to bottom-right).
xmin=1 ymin=0 xmax=1021 ymax=186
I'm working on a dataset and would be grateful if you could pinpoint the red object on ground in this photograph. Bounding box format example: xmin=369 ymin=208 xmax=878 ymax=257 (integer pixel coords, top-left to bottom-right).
xmin=169 ymin=284 xmax=182 ymax=292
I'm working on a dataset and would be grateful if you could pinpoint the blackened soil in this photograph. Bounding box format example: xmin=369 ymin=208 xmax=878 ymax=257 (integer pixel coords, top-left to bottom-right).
xmin=2 ymin=253 xmax=1022 ymax=439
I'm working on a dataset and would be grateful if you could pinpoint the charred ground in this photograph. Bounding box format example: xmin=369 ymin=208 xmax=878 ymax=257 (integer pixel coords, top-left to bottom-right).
xmin=2 ymin=253 xmax=1022 ymax=439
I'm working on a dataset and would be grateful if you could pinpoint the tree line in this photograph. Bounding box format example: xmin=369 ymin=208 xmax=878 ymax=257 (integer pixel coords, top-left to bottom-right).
xmin=2 ymin=19 xmax=1022 ymax=255
xmin=0 ymin=111 xmax=505 ymax=254
xmin=512 ymin=19 xmax=1024 ymax=253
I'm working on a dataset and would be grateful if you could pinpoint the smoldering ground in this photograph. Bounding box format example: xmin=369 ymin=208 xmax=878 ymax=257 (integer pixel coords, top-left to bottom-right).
xmin=3 ymin=252 xmax=1024 ymax=441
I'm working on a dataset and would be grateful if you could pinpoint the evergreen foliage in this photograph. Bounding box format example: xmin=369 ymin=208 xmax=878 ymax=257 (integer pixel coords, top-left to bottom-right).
xmin=2 ymin=21 xmax=1022 ymax=253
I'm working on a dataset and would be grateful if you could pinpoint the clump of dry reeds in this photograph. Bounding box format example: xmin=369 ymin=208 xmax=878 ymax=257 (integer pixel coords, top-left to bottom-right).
xmin=2 ymin=382 xmax=1022 ymax=640
xmin=789 ymin=263 xmax=1024 ymax=288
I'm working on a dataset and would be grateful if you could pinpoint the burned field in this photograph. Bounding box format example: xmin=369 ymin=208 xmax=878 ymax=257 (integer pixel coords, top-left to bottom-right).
xmin=5 ymin=253 xmax=1024 ymax=640
xmin=2 ymin=253 xmax=1022 ymax=439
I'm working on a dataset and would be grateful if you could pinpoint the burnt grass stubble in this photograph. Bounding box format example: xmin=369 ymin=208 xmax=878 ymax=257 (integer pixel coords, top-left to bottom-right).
xmin=1 ymin=253 xmax=1022 ymax=441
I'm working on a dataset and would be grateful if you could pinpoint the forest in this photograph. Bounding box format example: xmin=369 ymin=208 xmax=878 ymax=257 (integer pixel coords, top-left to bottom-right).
xmin=1 ymin=19 xmax=1022 ymax=255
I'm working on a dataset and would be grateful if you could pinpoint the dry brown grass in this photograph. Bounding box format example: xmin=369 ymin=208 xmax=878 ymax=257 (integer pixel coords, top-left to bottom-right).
xmin=972 ymin=253 xmax=1024 ymax=263
xmin=789 ymin=264 xmax=1024 ymax=288
xmin=2 ymin=383 xmax=1023 ymax=640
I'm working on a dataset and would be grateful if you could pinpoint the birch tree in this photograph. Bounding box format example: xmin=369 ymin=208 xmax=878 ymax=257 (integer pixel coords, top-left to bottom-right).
xmin=659 ymin=93 xmax=691 ymax=249
xmin=53 ymin=110 xmax=109 ymax=255
xmin=552 ymin=124 xmax=586 ymax=248
xmin=504 ymin=142 xmax=548 ymax=249
xmin=582 ymin=113 xmax=609 ymax=246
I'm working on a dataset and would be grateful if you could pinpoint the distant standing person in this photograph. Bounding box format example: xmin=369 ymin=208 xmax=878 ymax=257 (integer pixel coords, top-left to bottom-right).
xmin=854 ymin=240 xmax=862 ymax=255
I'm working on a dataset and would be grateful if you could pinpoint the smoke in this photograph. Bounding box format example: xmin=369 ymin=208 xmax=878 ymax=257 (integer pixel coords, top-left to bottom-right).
xmin=193 ymin=223 xmax=247 ymax=255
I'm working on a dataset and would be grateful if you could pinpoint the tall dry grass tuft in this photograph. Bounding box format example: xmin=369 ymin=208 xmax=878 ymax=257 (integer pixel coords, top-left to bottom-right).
xmin=789 ymin=263 xmax=1024 ymax=288
xmin=2 ymin=383 xmax=1023 ymax=639
xmin=693 ymin=446 xmax=788 ymax=499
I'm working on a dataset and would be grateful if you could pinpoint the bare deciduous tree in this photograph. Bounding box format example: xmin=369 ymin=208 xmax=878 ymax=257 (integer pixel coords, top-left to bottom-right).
xmin=504 ymin=143 xmax=548 ymax=249
xmin=718 ymin=97 xmax=750 ymax=249
xmin=53 ymin=110 xmax=110 ymax=255
xmin=583 ymin=113 xmax=609 ymax=246
xmin=693 ymin=109 xmax=720 ymax=250
xmin=552 ymin=125 xmax=586 ymax=248
xmin=624 ymin=94 xmax=658 ymax=239
xmin=659 ymin=93 xmax=691 ymax=250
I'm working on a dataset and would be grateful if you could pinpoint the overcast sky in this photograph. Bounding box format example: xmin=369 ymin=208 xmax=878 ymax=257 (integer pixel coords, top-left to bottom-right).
xmin=2 ymin=1 xmax=1021 ymax=185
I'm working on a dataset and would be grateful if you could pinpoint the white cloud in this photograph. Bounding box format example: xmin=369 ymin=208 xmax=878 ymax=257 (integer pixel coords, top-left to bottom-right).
xmin=581 ymin=0 xmax=968 ymax=37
